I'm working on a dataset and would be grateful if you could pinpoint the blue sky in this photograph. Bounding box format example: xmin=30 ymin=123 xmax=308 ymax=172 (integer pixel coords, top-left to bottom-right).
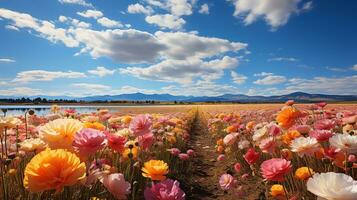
xmin=0 ymin=0 xmax=356 ymax=97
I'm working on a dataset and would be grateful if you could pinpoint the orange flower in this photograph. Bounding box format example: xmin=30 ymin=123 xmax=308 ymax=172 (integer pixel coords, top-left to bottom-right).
xmin=226 ymin=125 xmax=238 ymax=133
xmin=276 ymin=107 xmax=301 ymax=129
xmin=121 ymin=115 xmax=132 ymax=124
xmin=142 ymin=160 xmax=168 ymax=181
xmin=217 ymin=138 xmax=224 ymax=146
xmin=24 ymin=149 xmax=86 ymax=193
xmin=270 ymin=184 xmax=285 ymax=197
xmin=83 ymin=121 xmax=106 ymax=131
xmin=217 ymin=145 xmax=224 ymax=153
xmin=246 ymin=121 xmax=255 ymax=130
xmin=282 ymin=130 xmax=301 ymax=145
xmin=295 ymin=167 xmax=314 ymax=180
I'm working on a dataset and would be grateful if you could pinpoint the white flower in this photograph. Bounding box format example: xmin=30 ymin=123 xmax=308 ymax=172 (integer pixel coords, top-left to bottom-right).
xmin=81 ymin=115 xmax=100 ymax=123
xmin=290 ymin=137 xmax=320 ymax=157
xmin=252 ymin=126 xmax=268 ymax=144
xmin=20 ymin=138 xmax=47 ymax=152
xmin=307 ymin=172 xmax=357 ymax=200
xmin=0 ymin=116 xmax=22 ymax=130
xmin=329 ymin=133 xmax=357 ymax=154
xmin=238 ymin=139 xmax=250 ymax=149
xmin=116 ymin=128 xmax=133 ymax=138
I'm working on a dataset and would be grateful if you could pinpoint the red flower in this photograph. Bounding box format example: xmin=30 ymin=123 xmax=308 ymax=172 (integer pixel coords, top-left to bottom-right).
xmin=106 ymin=132 xmax=127 ymax=153
xmin=244 ymin=148 xmax=260 ymax=165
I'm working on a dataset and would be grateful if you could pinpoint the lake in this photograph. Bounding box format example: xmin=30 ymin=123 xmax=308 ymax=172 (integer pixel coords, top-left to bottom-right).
xmin=0 ymin=105 xmax=169 ymax=116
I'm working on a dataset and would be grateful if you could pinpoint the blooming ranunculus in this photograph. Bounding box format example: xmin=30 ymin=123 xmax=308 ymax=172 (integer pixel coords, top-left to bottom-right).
xmin=260 ymin=158 xmax=292 ymax=181
xmin=276 ymin=107 xmax=301 ymax=129
xmin=142 ymin=160 xmax=169 ymax=181
xmin=102 ymin=173 xmax=131 ymax=199
xmin=138 ymin=133 xmax=154 ymax=150
xmin=270 ymin=184 xmax=285 ymax=197
xmin=295 ymin=167 xmax=314 ymax=181
xmin=290 ymin=137 xmax=321 ymax=157
xmin=314 ymin=119 xmax=336 ymax=130
xmin=167 ymin=148 xmax=181 ymax=156
xmin=219 ymin=173 xmax=236 ymax=190
xmin=309 ymin=130 xmax=334 ymax=142
xmin=307 ymin=172 xmax=357 ymax=200
xmin=106 ymin=132 xmax=127 ymax=153
xmin=187 ymin=149 xmax=195 ymax=157
xmin=329 ymin=134 xmax=357 ymax=153
xmin=144 ymin=179 xmax=185 ymax=200
xmin=73 ymin=128 xmax=106 ymax=158
xmin=129 ymin=114 xmax=152 ymax=136
xmin=223 ymin=133 xmax=237 ymax=146
xmin=179 ymin=153 xmax=189 ymax=161
xmin=234 ymin=163 xmax=241 ymax=173
xmin=20 ymin=138 xmax=46 ymax=153
xmin=259 ymin=137 xmax=277 ymax=154
xmin=39 ymin=118 xmax=83 ymax=150
xmin=24 ymin=149 xmax=86 ymax=193
xmin=243 ymin=148 xmax=260 ymax=165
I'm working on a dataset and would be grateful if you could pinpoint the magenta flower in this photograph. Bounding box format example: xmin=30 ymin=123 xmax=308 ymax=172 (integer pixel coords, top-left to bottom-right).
xmin=268 ymin=124 xmax=281 ymax=136
xmin=179 ymin=153 xmax=189 ymax=161
xmin=102 ymin=173 xmax=131 ymax=199
xmin=219 ymin=174 xmax=236 ymax=190
xmin=106 ymin=132 xmax=127 ymax=153
xmin=138 ymin=133 xmax=154 ymax=150
xmin=260 ymin=158 xmax=292 ymax=181
xmin=129 ymin=114 xmax=152 ymax=136
xmin=217 ymin=154 xmax=225 ymax=161
xmin=314 ymin=119 xmax=336 ymax=130
xmin=144 ymin=179 xmax=185 ymax=200
xmin=167 ymin=148 xmax=181 ymax=156
xmin=186 ymin=149 xmax=195 ymax=157
xmin=73 ymin=128 xmax=106 ymax=157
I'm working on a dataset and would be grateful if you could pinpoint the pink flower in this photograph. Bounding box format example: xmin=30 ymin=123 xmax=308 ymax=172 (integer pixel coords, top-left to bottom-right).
xmin=259 ymin=137 xmax=277 ymax=154
xmin=285 ymin=100 xmax=294 ymax=106
xmin=314 ymin=119 xmax=336 ymax=130
xmin=295 ymin=125 xmax=311 ymax=134
xmin=315 ymin=102 xmax=327 ymax=108
xmin=268 ymin=124 xmax=281 ymax=136
xmin=102 ymin=173 xmax=131 ymax=199
xmin=129 ymin=114 xmax=152 ymax=136
xmin=73 ymin=128 xmax=106 ymax=157
xmin=260 ymin=158 xmax=292 ymax=181
xmin=138 ymin=133 xmax=154 ymax=150
xmin=342 ymin=115 xmax=357 ymax=125
xmin=167 ymin=148 xmax=181 ymax=156
xmin=323 ymin=147 xmax=340 ymax=159
xmin=217 ymin=154 xmax=225 ymax=161
xmin=223 ymin=133 xmax=237 ymax=145
xmin=219 ymin=174 xmax=236 ymax=190
xmin=234 ymin=163 xmax=241 ymax=173
xmin=178 ymin=153 xmax=189 ymax=161
xmin=309 ymin=130 xmax=334 ymax=142
xmin=348 ymin=155 xmax=356 ymax=162
xmin=241 ymin=173 xmax=249 ymax=180
xmin=186 ymin=149 xmax=195 ymax=157
xmin=106 ymin=132 xmax=127 ymax=153
xmin=144 ymin=179 xmax=185 ymax=200
xmin=243 ymin=148 xmax=260 ymax=165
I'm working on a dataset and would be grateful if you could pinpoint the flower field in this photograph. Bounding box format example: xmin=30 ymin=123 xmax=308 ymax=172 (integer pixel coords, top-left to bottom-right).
xmin=0 ymin=102 xmax=356 ymax=199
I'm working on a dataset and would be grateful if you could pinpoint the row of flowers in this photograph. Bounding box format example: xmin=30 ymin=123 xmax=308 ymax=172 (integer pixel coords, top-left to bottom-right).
xmin=207 ymin=101 xmax=357 ymax=199
xmin=0 ymin=106 xmax=196 ymax=199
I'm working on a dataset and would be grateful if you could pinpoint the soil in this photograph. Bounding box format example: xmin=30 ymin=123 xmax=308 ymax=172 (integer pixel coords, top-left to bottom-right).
xmin=180 ymin=109 xmax=267 ymax=200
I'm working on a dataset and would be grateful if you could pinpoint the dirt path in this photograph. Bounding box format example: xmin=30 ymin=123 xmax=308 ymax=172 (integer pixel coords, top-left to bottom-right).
xmin=181 ymin=109 xmax=266 ymax=200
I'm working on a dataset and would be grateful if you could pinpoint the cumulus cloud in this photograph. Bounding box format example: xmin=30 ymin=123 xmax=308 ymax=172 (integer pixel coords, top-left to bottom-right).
xmin=199 ymin=4 xmax=210 ymax=14
xmin=5 ymin=25 xmax=19 ymax=31
xmin=146 ymin=0 xmax=193 ymax=16
xmin=58 ymin=0 xmax=92 ymax=7
xmin=88 ymin=66 xmax=116 ymax=77
xmin=145 ymin=14 xmax=185 ymax=30
xmin=0 ymin=87 xmax=43 ymax=96
xmin=268 ymin=57 xmax=298 ymax=62
xmin=230 ymin=0 xmax=309 ymax=29
xmin=72 ymin=83 xmax=111 ymax=90
xmin=58 ymin=15 xmax=91 ymax=28
xmin=77 ymin=10 xmax=103 ymax=19
xmin=351 ymin=64 xmax=357 ymax=71
xmin=120 ymin=56 xmax=238 ymax=84
xmin=254 ymin=72 xmax=287 ymax=85
xmin=231 ymin=71 xmax=247 ymax=84
xmin=97 ymin=17 xmax=122 ymax=28
xmin=12 ymin=70 xmax=86 ymax=83
xmin=0 ymin=58 xmax=15 ymax=63
xmin=127 ymin=3 xmax=154 ymax=15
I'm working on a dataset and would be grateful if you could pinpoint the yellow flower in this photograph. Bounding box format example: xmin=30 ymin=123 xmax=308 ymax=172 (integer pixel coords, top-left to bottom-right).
xmin=83 ymin=121 xmax=105 ymax=131
xmin=50 ymin=104 xmax=60 ymax=113
xmin=20 ymin=138 xmax=47 ymax=153
xmin=270 ymin=184 xmax=285 ymax=197
xmin=24 ymin=149 xmax=86 ymax=193
xmin=122 ymin=147 xmax=139 ymax=160
xmin=0 ymin=116 xmax=22 ymax=130
xmin=39 ymin=118 xmax=83 ymax=150
xmin=121 ymin=115 xmax=132 ymax=124
xmin=282 ymin=130 xmax=301 ymax=145
xmin=295 ymin=167 xmax=314 ymax=181
xmin=142 ymin=160 xmax=169 ymax=181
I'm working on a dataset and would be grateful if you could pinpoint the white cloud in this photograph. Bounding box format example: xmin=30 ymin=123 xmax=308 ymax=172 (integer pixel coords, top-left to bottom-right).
xmin=199 ymin=4 xmax=210 ymax=14
xmin=0 ymin=87 xmax=43 ymax=96
xmin=72 ymin=83 xmax=111 ymax=90
xmin=145 ymin=14 xmax=185 ymax=30
xmin=127 ymin=3 xmax=154 ymax=15
xmin=120 ymin=56 xmax=238 ymax=84
xmin=77 ymin=10 xmax=103 ymax=19
xmin=12 ymin=70 xmax=86 ymax=83
xmin=351 ymin=64 xmax=357 ymax=71
xmin=301 ymin=1 xmax=313 ymax=11
xmin=88 ymin=66 xmax=116 ymax=77
xmin=5 ymin=25 xmax=19 ymax=31
xmin=155 ymin=31 xmax=247 ymax=60
xmin=97 ymin=17 xmax=123 ymax=28
xmin=168 ymin=0 xmax=193 ymax=16
xmin=0 ymin=58 xmax=15 ymax=63
xmin=325 ymin=66 xmax=347 ymax=72
xmin=254 ymin=72 xmax=287 ymax=85
xmin=268 ymin=57 xmax=298 ymax=62
xmin=286 ymin=75 xmax=357 ymax=95
xmin=164 ymin=81 xmax=241 ymax=96
xmin=231 ymin=0 xmax=306 ymax=29
xmin=0 ymin=8 xmax=79 ymax=47
xmin=58 ymin=0 xmax=92 ymax=7
xmin=58 ymin=15 xmax=91 ymax=28
xmin=231 ymin=71 xmax=247 ymax=84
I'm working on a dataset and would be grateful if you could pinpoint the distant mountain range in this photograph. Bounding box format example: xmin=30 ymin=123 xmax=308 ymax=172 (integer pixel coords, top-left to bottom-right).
xmin=1 ymin=92 xmax=357 ymax=103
